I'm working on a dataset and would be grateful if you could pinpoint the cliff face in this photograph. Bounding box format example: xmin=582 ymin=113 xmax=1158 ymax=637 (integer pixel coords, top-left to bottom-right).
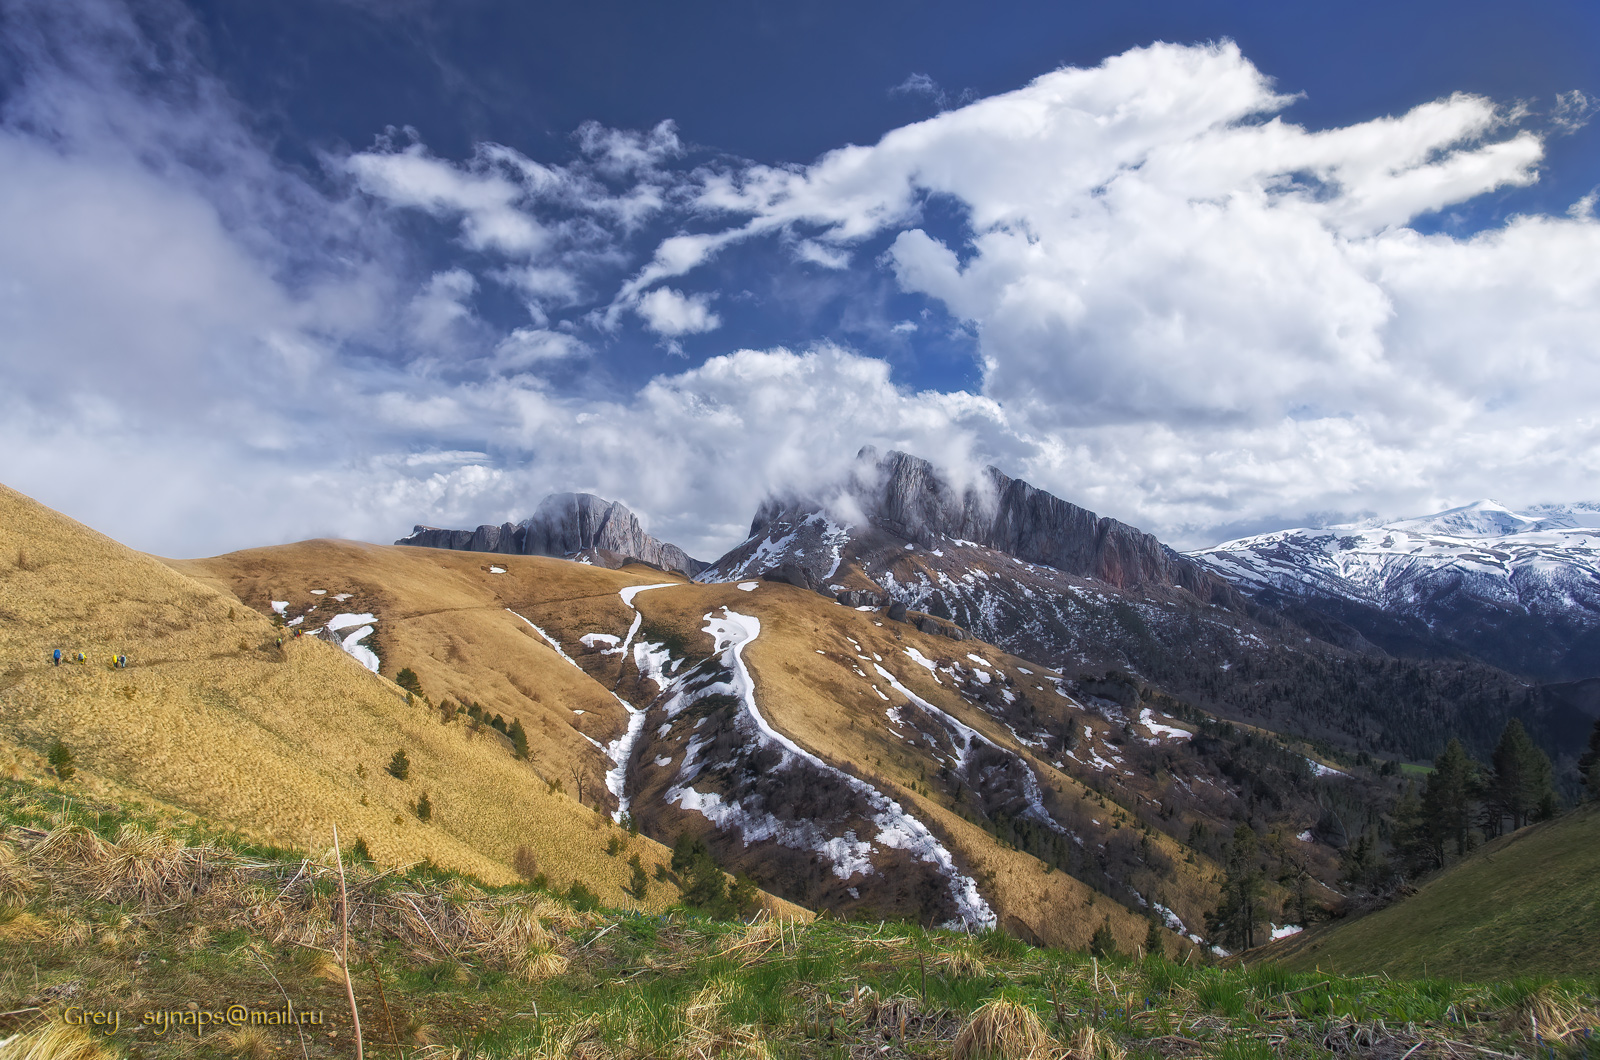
xmin=398 ymin=493 xmax=706 ymax=577
xmin=804 ymin=448 xmax=1236 ymax=603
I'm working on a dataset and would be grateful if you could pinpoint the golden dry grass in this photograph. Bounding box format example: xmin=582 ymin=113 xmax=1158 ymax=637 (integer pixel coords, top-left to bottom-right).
xmin=0 ymin=1021 xmax=115 ymax=1060
xmin=1 ymin=478 xmax=1195 ymax=938
xmin=0 ymin=483 xmax=679 ymax=907
xmin=951 ymin=997 xmax=1053 ymax=1060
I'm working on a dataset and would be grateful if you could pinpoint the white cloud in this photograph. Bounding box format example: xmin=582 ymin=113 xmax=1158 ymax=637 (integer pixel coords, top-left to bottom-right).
xmin=1551 ymin=90 xmax=1596 ymax=134
xmin=492 ymin=327 xmax=588 ymax=370
xmin=6 ymin=15 xmax=1600 ymax=566
xmin=620 ymin=40 xmax=1600 ymax=542
xmin=635 ymin=287 xmax=722 ymax=336
xmin=794 ymin=239 xmax=852 ymax=269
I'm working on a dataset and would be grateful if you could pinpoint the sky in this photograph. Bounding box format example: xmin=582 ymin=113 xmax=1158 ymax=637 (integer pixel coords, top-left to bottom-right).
xmin=2 ymin=0 xmax=1599 ymax=561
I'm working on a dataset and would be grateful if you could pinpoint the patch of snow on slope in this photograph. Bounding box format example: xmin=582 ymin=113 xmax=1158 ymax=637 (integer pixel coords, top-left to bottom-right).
xmin=506 ymin=610 xmax=584 ymax=670
xmin=670 ymin=607 xmax=994 ymax=927
xmin=1271 ymin=924 xmax=1303 ymax=940
xmin=1138 ymin=708 xmax=1191 ymax=743
xmin=904 ymin=647 xmax=941 ymax=680
xmin=581 ymin=633 xmax=622 ymax=652
xmin=738 ymin=581 xmax=759 ymax=591
xmin=1306 ymin=758 xmax=1346 ymax=777
xmin=489 ymin=565 xmax=506 ymax=574
xmin=340 ymin=625 xmax=379 ymax=672
xmin=270 ymin=601 xmax=288 ymax=615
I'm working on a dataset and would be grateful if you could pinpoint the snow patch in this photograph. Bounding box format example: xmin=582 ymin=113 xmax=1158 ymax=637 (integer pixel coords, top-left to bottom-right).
xmin=738 ymin=581 xmax=759 ymax=591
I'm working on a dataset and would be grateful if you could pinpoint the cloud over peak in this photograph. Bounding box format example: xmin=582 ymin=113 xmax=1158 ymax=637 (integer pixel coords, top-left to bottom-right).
xmin=3 ymin=13 xmax=1599 ymax=562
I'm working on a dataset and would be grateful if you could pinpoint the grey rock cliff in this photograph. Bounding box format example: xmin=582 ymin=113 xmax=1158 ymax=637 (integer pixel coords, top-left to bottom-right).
xmin=745 ymin=447 xmax=1235 ymax=603
xmin=398 ymin=493 xmax=706 ymax=577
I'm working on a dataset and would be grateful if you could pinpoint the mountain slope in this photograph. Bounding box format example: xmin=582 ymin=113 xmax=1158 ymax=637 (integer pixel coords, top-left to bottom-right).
xmin=0 ymin=483 xmax=702 ymax=912
xmin=1191 ymin=501 xmax=1600 ymax=684
xmin=195 ymin=535 xmax=1231 ymax=949
xmin=398 ymin=491 xmax=707 ymax=576
xmin=696 ymin=451 xmax=1560 ymax=767
xmin=1259 ymin=801 xmax=1600 ymax=979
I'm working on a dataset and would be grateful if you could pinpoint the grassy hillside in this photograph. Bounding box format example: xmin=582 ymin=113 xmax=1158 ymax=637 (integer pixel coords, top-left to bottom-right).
xmin=5 ymin=779 xmax=1595 ymax=1060
xmin=183 ymin=534 xmax=1205 ymax=952
xmin=0 ymin=483 xmax=728 ymax=914
xmin=1261 ymin=802 xmax=1600 ymax=979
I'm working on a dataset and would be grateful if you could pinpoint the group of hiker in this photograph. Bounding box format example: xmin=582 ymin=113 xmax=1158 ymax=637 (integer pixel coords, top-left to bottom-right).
xmin=50 ymin=648 xmax=127 ymax=669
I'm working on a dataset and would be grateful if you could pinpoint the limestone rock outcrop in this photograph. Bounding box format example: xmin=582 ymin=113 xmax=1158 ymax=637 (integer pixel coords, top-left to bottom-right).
xmin=398 ymin=493 xmax=706 ymax=577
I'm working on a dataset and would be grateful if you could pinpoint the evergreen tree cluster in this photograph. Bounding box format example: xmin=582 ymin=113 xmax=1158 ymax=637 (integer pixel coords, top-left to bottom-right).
xmin=1389 ymin=720 xmax=1559 ymax=879
xmin=670 ymin=833 xmax=758 ymax=919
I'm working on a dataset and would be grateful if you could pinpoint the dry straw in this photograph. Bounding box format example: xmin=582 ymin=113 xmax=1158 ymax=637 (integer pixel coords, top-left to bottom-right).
xmin=0 ymin=1021 xmax=115 ymax=1060
xmin=951 ymin=997 xmax=1053 ymax=1060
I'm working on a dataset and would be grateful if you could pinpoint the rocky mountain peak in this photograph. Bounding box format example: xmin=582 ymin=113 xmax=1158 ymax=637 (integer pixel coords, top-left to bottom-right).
xmin=397 ymin=492 xmax=706 ymax=577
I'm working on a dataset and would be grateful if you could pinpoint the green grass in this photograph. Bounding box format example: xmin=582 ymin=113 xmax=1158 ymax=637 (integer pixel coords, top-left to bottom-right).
xmin=1266 ymin=802 xmax=1600 ymax=980
xmin=1 ymin=777 xmax=1597 ymax=1059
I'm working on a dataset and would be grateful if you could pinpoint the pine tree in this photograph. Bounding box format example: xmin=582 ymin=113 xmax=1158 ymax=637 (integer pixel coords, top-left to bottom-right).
xmin=415 ymin=791 xmax=432 ymax=822
xmin=1579 ymin=718 xmax=1600 ymax=800
xmin=1090 ymin=917 xmax=1119 ymax=959
xmin=1143 ymin=917 xmax=1167 ymax=960
xmin=1489 ymin=720 xmax=1554 ymax=830
xmin=1205 ymin=824 xmax=1267 ymax=951
xmin=627 ymin=854 xmax=649 ymax=899
xmin=509 ymin=718 xmax=529 ymax=760
xmin=395 ymin=668 xmax=423 ymax=697
xmin=1389 ymin=779 xmax=1433 ymax=875
xmin=386 ymin=748 xmax=410 ymax=780
xmin=1421 ymin=739 xmax=1477 ymax=860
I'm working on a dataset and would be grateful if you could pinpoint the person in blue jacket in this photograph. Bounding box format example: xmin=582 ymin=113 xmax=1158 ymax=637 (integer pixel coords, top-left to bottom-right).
xmin=53 ymin=648 xmax=61 ymax=666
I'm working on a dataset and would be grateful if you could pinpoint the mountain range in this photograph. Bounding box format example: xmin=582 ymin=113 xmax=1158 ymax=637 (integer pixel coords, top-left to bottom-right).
xmin=401 ymin=452 xmax=1598 ymax=772
xmin=7 ymin=451 xmax=1598 ymax=956
xmin=1190 ymin=500 xmax=1600 ymax=684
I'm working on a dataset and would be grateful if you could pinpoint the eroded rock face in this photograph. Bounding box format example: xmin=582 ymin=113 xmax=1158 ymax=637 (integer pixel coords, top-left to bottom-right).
xmin=729 ymin=448 xmax=1236 ymax=605
xmin=398 ymin=493 xmax=707 ymax=577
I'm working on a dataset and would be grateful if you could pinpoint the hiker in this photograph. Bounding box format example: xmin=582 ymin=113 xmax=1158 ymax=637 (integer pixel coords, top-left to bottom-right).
xmin=52 ymin=648 xmax=61 ymax=666
xmin=75 ymin=651 xmax=85 ymax=664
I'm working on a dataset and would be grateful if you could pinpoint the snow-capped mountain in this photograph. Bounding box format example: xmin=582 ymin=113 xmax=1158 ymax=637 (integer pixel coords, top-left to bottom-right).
xmin=1190 ymin=501 xmax=1600 ymax=683
xmin=695 ymin=452 xmax=1550 ymax=764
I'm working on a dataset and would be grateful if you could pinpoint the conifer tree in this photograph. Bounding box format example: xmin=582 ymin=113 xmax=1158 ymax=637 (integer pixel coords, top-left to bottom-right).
xmin=395 ymin=668 xmax=423 ymax=697
xmin=509 ymin=717 xmax=529 ymax=760
xmin=1579 ymin=718 xmax=1600 ymax=800
xmin=1090 ymin=917 xmax=1119 ymax=959
xmin=1205 ymin=824 xmax=1267 ymax=951
xmin=1421 ymin=739 xmax=1477 ymax=860
xmin=1488 ymin=720 xmax=1553 ymax=830
xmin=1143 ymin=917 xmax=1166 ymax=960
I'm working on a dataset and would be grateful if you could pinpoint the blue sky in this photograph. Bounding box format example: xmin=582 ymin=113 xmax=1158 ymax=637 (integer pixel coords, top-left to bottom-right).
xmin=2 ymin=0 xmax=1598 ymax=558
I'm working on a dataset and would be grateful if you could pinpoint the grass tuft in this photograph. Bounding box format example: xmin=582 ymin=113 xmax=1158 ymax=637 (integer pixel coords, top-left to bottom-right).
xmin=952 ymin=996 xmax=1053 ymax=1060
xmin=0 ymin=1022 xmax=115 ymax=1060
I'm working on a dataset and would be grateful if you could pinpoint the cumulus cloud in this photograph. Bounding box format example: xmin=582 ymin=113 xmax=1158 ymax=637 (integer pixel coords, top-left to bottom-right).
xmin=625 ymin=40 xmax=1600 ymax=540
xmin=635 ymin=287 xmax=722 ymax=336
xmin=5 ymin=13 xmax=1600 ymax=564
